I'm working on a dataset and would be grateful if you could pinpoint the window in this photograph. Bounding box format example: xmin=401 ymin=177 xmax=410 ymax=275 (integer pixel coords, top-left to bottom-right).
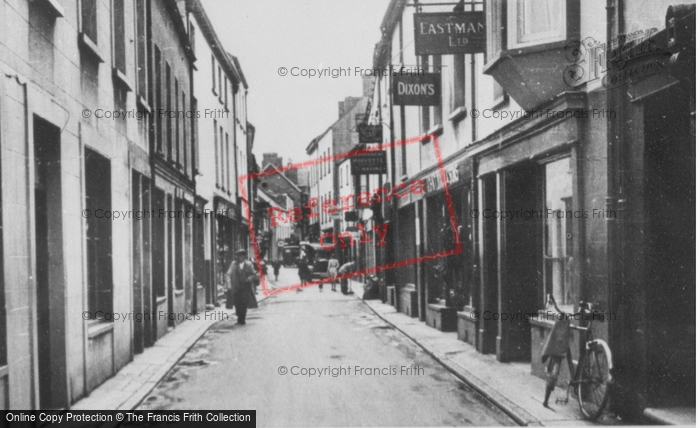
xmin=214 ymin=120 xmax=219 ymax=188
xmin=182 ymin=91 xmax=187 ymax=170
xmin=211 ymin=55 xmax=217 ymax=94
xmin=433 ymin=55 xmax=443 ymax=124
xmin=189 ymin=22 xmax=196 ymax=58
xmin=154 ymin=46 xmax=162 ymax=152
xmin=543 ymin=157 xmax=575 ymax=307
xmin=165 ymin=62 xmax=172 ymax=159
xmin=113 ymin=0 xmax=126 ymax=73
xmin=85 ymin=149 xmax=113 ymax=319
xmin=220 ymin=126 xmax=225 ymax=191
xmin=135 ymin=0 xmax=148 ymax=97
xmin=225 ymin=132 xmax=230 ymax=193
xmin=453 ymin=55 xmax=466 ymax=110
xmin=175 ymin=78 xmax=180 ymax=164
xmin=224 ymin=78 xmax=228 ymax=109
xmin=508 ymin=0 xmax=566 ymax=48
xmin=218 ymin=66 xmax=223 ymax=103
xmin=192 ymin=97 xmax=199 ymax=173
xmin=81 ymin=0 xmax=97 ymax=43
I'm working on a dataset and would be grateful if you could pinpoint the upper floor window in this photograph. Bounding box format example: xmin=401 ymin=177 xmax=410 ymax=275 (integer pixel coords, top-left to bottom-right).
xmin=211 ymin=55 xmax=217 ymax=94
xmin=81 ymin=0 xmax=97 ymax=43
xmin=507 ymin=0 xmax=566 ymax=48
xmin=135 ymin=0 xmax=148 ymax=98
xmin=112 ymin=0 xmax=126 ymax=73
xmin=189 ymin=22 xmax=196 ymax=59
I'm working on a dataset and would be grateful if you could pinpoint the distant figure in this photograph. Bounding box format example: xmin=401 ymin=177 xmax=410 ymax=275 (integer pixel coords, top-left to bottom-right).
xmin=226 ymin=249 xmax=258 ymax=325
xmin=297 ymin=254 xmax=311 ymax=293
xmin=272 ymin=259 xmax=282 ymax=281
xmin=338 ymin=261 xmax=355 ymax=295
xmin=327 ymin=256 xmax=340 ymax=292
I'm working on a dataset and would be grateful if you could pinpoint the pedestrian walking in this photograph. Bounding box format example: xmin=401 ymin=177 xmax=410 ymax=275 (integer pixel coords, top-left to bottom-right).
xmin=273 ymin=259 xmax=282 ymax=281
xmin=297 ymin=254 xmax=311 ymax=292
xmin=226 ymin=249 xmax=259 ymax=325
xmin=327 ymin=256 xmax=340 ymax=292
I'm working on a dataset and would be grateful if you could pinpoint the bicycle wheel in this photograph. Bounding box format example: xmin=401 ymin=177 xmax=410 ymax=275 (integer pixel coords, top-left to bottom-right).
xmin=577 ymin=344 xmax=611 ymax=420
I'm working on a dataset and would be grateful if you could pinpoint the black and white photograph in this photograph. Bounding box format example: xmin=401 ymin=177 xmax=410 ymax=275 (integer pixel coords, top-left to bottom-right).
xmin=0 ymin=0 xmax=696 ymax=426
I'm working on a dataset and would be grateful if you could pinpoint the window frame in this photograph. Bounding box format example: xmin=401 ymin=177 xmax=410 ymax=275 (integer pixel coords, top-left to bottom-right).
xmin=507 ymin=0 xmax=567 ymax=49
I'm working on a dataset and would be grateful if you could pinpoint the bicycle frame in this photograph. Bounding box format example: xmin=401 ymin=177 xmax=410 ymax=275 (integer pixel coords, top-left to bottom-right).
xmin=547 ymin=296 xmax=613 ymax=407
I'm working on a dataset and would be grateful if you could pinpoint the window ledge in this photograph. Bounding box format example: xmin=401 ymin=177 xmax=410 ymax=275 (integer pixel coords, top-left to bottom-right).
xmin=174 ymin=289 xmax=185 ymax=296
xmin=420 ymin=124 xmax=443 ymax=143
xmin=156 ymin=295 xmax=167 ymax=305
xmin=78 ymin=33 xmax=104 ymax=63
xmin=448 ymin=107 xmax=467 ymax=123
xmin=490 ymin=93 xmax=509 ymax=110
xmin=87 ymin=321 xmax=114 ymax=339
xmin=44 ymin=0 xmax=65 ymax=18
xmin=137 ymin=95 xmax=151 ymax=114
xmin=112 ymin=68 xmax=133 ymax=92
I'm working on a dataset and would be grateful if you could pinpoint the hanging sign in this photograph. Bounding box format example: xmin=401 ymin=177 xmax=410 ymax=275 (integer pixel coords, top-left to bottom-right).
xmin=393 ymin=73 xmax=441 ymax=106
xmin=414 ymin=12 xmax=486 ymax=55
xmin=351 ymin=150 xmax=387 ymax=175
xmin=357 ymin=123 xmax=383 ymax=144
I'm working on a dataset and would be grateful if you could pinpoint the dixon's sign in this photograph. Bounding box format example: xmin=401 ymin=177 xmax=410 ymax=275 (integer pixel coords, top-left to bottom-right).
xmin=414 ymin=12 xmax=486 ymax=55
xmin=393 ymin=73 xmax=441 ymax=106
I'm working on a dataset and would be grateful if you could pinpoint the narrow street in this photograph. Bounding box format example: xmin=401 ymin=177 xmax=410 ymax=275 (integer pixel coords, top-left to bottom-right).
xmin=137 ymin=267 xmax=516 ymax=427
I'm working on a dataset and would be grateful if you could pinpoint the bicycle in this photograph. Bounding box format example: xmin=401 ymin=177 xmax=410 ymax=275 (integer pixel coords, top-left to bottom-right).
xmin=542 ymin=294 xmax=613 ymax=420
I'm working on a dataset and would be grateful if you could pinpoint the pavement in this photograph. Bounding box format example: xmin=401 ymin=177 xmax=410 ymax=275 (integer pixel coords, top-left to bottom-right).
xmin=347 ymin=280 xmax=624 ymax=427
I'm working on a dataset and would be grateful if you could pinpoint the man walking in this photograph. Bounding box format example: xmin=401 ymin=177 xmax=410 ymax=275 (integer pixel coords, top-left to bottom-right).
xmin=227 ymin=249 xmax=259 ymax=325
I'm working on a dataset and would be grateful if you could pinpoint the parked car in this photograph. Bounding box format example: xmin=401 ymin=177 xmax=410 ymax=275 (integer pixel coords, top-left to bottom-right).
xmin=301 ymin=243 xmax=334 ymax=279
xmin=282 ymin=245 xmax=300 ymax=267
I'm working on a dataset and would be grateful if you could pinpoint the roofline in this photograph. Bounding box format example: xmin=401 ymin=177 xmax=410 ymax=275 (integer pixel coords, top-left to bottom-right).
xmin=260 ymin=166 xmax=302 ymax=193
xmin=230 ymin=55 xmax=249 ymax=89
xmin=187 ymin=0 xmax=239 ymax=83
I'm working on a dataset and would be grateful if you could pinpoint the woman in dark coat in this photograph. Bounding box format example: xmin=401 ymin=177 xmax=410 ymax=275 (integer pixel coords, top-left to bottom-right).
xmin=297 ymin=254 xmax=311 ymax=292
xmin=226 ymin=249 xmax=259 ymax=325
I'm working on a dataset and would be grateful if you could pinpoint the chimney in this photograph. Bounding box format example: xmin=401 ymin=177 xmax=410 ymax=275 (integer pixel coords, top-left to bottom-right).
xmin=338 ymin=101 xmax=346 ymax=118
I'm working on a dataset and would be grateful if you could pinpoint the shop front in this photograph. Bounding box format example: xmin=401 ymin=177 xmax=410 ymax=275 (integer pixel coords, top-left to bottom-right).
xmin=474 ymin=92 xmax=595 ymax=370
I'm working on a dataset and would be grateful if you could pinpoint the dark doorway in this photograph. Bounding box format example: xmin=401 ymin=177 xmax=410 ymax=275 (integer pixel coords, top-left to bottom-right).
xmin=478 ymin=174 xmax=498 ymax=354
xmin=34 ymin=117 xmax=67 ymax=409
xmin=644 ymin=90 xmax=695 ymax=406
xmin=499 ymin=164 xmax=539 ymax=362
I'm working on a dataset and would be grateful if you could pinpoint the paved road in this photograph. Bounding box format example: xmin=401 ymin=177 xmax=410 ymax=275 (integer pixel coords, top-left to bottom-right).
xmin=138 ymin=267 xmax=516 ymax=427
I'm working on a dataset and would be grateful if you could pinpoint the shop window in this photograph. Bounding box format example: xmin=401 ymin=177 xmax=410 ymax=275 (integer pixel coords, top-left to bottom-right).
xmin=80 ymin=0 xmax=97 ymax=44
xmin=112 ymin=0 xmax=126 ymax=73
xmin=85 ymin=149 xmax=113 ymax=319
xmin=508 ymin=0 xmax=566 ymax=48
xmin=543 ymin=157 xmax=575 ymax=307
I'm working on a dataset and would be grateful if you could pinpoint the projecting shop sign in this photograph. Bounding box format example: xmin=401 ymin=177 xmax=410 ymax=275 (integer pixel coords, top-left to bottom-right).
xmin=351 ymin=151 xmax=387 ymax=175
xmin=414 ymin=12 xmax=486 ymax=55
xmin=393 ymin=73 xmax=441 ymax=106
xmin=356 ymin=123 xmax=383 ymax=144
